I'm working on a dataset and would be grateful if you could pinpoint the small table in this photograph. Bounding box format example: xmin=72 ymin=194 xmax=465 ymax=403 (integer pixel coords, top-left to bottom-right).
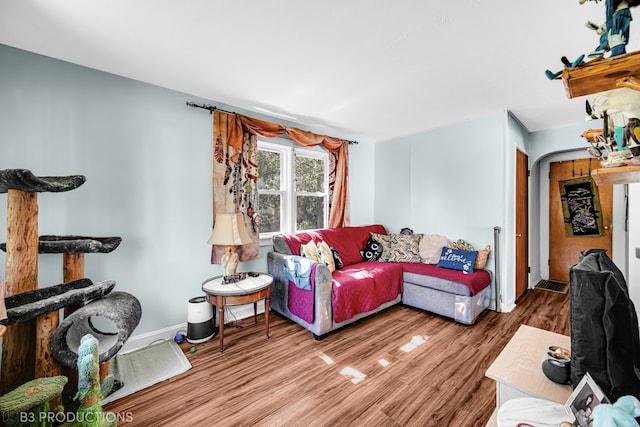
xmin=485 ymin=324 xmax=572 ymax=422
xmin=201 ymin=273 xmax=273 ymax=352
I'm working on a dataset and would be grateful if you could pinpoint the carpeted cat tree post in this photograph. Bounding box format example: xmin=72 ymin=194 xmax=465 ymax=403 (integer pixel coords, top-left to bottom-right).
xmin=0 ymin=169 xmax=85 ymax=394
xmin=0 ymin=169 xmax=129 ymax=396
xmin=30 ymin=235 xmax=123 ymax=382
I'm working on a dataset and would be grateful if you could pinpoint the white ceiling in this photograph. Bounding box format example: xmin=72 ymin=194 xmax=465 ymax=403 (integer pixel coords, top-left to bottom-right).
xmin=1 ymin=0 xmax=636 ymax=143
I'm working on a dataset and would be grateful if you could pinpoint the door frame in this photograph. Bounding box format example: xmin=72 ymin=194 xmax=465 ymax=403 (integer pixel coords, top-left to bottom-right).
xmin=548 ymin=158 xmax=613 ymax=283
xmin=532 ymin=149 xmax=628 ymax=285
xmin=516 ymin=149 xmax=528 ymax=300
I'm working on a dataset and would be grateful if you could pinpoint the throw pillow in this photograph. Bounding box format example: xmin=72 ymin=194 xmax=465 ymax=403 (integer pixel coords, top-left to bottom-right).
xmin=474 ymin=245 xmax=491 ymax=269
xmin=317 ymin=241 xmax=336 ymax=272
xmin=436 ymin=247 xmax=478 ymax=274
xmin=360 ymin=234 xmax=386 ymax=262
xmin=301 ymin=240 xmax=320 ymax=262
xmin=419 ymin=234 xmax=452 ymax=264
xmin=379 ymin=233 xmax=424 ymax=263
xmin=452 ymin=238 xmax=475 ymax=251
xmin=331 ymin=247 xmax=344 ymax=270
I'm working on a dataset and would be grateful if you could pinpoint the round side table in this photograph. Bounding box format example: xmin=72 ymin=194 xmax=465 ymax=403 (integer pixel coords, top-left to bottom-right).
xmin=201 ymin=273 xmax=273 ymax=352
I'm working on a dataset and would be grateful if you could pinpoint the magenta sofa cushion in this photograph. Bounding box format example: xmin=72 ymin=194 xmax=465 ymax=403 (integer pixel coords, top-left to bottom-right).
xmin=331 ymin=261 xmax=403 ymax=323
xmin=280 ymin=224 xmax=387 ymax=267
xmin=281 ymin=231 xmax=324 ymax=256
xmin=318 ymin=224 xmax=387 ymax=266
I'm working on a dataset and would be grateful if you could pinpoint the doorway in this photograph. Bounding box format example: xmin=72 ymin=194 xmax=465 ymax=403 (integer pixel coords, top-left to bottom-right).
xmin=548 ymin=158 xmax=613 ymax=283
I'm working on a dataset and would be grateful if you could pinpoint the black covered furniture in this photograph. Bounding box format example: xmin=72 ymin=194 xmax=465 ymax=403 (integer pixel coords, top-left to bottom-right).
xmin=569 ymin=248 xmax=640 ymax=401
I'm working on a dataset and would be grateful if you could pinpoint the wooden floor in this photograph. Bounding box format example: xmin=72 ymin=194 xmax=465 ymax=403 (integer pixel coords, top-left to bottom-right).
xmin=104 ymin=289 xmax=569 ymax=427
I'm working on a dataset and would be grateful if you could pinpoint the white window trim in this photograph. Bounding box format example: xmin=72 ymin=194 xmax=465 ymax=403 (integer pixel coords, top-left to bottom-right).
xmin=257 ymin=138 xmax=329 ymax=244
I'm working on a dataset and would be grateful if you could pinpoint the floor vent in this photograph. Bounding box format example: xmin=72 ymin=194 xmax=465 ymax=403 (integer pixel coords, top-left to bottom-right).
xmin=535 ymin=280 xmax=568 ymax=294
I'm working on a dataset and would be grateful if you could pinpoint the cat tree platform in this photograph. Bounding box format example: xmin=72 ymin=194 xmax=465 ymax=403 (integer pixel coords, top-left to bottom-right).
xmin=0 ymin=279 xmax=115 ymax=326
xmin=0 ymin=168 xmax=85 ymax=193
xmin=0 ymin=169 xmax=86 ymax=393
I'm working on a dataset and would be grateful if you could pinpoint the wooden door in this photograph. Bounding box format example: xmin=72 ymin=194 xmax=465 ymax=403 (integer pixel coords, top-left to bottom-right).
xmin=549 ymin=159 xmax=613 ymax=283
xmin=516 ymin=150 xmax=529 ymax=300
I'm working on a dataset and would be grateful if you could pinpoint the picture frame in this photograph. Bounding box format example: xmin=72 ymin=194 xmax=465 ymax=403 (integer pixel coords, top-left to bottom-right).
xmin=565 ymin=372 xmax=609 ymax=427
xmin=558 ymin=176 xmax=606 ymax=237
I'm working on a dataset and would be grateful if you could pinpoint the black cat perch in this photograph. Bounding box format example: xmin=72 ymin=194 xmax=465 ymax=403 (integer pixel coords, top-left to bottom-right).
xmin=0 ymin=168 xmax=141 ymax=396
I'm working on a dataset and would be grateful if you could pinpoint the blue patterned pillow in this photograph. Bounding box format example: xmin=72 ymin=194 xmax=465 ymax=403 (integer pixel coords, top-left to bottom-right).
xmin=436 ymin=247 xmax=478 ymax=274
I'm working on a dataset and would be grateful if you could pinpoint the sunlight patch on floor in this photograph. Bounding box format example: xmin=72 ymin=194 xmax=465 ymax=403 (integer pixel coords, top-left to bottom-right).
xmin=378 ymin=359 xmax=390 ymax=367
xmin=340 ymin=366 xmax=367 ymax=384
xmin=317 ymin=352 xmax=335 ymax=365
xmin=399 ymin=335 xmax=430 ymax=353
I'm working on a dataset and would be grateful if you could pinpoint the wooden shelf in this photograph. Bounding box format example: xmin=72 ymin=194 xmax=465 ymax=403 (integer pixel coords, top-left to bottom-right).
xmin=562 ymin=50 xmax=640 ymax=98
xmin=592 ymin=165 xmax=640 ymax=185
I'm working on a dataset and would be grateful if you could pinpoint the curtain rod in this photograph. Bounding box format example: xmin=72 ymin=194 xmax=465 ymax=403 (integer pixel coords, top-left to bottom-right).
xmin=185 ymin=101 xmax=358 ymax=145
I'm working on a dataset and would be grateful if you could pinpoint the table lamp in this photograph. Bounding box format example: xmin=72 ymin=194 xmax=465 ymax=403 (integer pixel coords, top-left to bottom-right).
xmin=208 ymin=213 xmax=253 ymax=278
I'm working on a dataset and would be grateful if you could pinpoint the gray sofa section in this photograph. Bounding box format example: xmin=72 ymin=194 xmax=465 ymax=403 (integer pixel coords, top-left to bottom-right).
xmin=403 ymin=275 xmax=491 ymax=325
xmin=267 ymin=251 xmax=401 ymax=339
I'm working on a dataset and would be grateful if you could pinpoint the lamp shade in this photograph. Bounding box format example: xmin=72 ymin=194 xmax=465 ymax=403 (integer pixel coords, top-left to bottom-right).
xmin=207 ymin=213 xmax=253 ymax=246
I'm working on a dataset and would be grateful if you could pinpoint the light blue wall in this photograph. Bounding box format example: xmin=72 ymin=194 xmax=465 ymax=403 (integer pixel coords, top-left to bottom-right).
xmin=348 ymin=141 xmax=375 ymax=226
xmin=528 ymin=122 xmax=592 ymax=167
xmin=374 ymin=113 xmax=509 ymax=308
xmin=373 ymin=138 xmax=413 ymax=231
xmin=0 ymin=44 xmax=374 ymax=335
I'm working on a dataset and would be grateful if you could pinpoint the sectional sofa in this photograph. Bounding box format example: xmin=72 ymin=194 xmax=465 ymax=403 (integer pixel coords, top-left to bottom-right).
xmin=267 ymin=224 xmax=492 ymax=339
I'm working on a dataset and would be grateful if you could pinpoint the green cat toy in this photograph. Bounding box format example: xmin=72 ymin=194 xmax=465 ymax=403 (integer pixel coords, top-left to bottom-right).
xmin=63 ymin=334 xmax=116 ymax=427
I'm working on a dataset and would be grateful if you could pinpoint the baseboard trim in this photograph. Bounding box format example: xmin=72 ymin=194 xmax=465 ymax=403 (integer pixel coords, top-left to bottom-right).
xmin=500 ymin=298 xmax=516 ymax=313
xmin=120 ymin=302 xmax=265 ymax=353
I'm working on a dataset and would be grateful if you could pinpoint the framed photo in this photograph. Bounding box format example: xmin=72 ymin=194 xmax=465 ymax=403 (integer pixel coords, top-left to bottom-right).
xmin=565 ymin=372 xmax=609 ymax=427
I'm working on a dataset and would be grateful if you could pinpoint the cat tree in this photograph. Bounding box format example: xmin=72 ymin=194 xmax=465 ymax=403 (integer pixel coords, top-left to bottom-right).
xmin=0 ymin=169 xmax=140 ymax=396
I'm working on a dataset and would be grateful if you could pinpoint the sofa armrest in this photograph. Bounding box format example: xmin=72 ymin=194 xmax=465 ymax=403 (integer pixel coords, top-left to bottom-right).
xmin=267 ymin=252 xmax=333 ymax=333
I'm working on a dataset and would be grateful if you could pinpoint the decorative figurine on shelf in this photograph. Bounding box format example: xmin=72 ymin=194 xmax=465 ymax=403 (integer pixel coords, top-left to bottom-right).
xmin=545 ymin=55 xmax=586 ymax=80
xmin=584 ymin=0 xmax=640 ymax=58
xmin=623 ymin=117 xmax=640 ymax=155
xmin=581 ymin=128 xmax=608 ymax=157
xmin=62 ymin=334 xmax=117 ymax=427
xmin=545 ymin=0 xmax=639 ymax=80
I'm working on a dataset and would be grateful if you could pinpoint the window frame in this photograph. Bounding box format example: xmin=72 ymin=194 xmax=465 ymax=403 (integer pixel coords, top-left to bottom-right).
xmin=257 ymin=138 xmax=329 ymax=243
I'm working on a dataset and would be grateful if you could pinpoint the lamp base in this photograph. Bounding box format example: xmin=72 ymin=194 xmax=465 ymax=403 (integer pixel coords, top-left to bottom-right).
xmin=221 ymin=245 xmax=239 ymax=276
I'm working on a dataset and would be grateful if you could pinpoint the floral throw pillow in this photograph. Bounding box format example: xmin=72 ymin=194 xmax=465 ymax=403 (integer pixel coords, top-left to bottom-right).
xmin=317 ymin=240 xmax=336 ymax=272
xmin=301 ymin=240 xmax=320 ymax=262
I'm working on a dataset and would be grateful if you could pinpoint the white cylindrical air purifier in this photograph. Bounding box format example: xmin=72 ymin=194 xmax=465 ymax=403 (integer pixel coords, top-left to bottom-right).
xmin=187 ymin=296 xmax=215 ymax=344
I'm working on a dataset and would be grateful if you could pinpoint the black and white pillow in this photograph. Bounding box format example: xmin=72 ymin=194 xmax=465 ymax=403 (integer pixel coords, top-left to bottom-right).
xmin=331 ymin=247 xmax=344 ymax=270
xmin=360 ymin=235 xmax=384 ymax=262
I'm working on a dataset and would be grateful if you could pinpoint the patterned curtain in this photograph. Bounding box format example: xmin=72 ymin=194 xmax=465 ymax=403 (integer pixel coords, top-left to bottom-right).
xmin=211 ymin=110 xmax=260 ymax=263
xmin=210 ymin=109 xmax=351 ymax=263
xmin=235 ymin=114 xmax=351 ymax=228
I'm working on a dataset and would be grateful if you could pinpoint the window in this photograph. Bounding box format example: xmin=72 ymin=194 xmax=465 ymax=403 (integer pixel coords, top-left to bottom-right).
xmin=257 ymin=139 xmax=329 ymax=240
